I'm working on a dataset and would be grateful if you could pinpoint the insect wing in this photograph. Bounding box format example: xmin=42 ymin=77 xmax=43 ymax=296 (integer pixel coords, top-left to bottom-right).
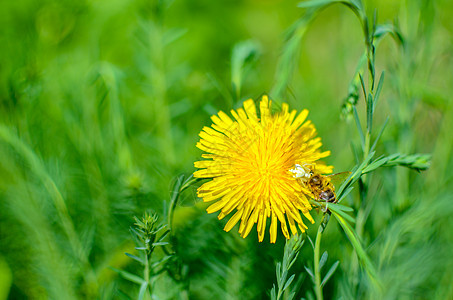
xmin=325 ymin=172 xmax=351 ymax=187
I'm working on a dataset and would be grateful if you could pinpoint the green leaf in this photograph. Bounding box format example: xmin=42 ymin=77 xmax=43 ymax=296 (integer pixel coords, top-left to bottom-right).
xmin=283 ymin=274 xmax=296 ymax=291
xmin=125 ymin=253 xmax=144 ymax=265
xmin=374 ymin=24 xmax=393 ymax=38
xmin=367 ymin=92 xmax=374 ymax=133
xmin=154 ymin=224 xmax=167 ymax=233
xmin=329 ymin=204 xmax=356 ymax=223
xmin=370 ymin=116 xmax=389 ymax=152
xmin=304 ymin=266 xmax=315 ymax=282
xmin=374 ymin=71 xmax=385 ymax=109
xmin=381 ymin=153 xmax=431 ymax=170
xmin=307 ymin=292 xmax=316 ymax=300
xmin=151 ymin=255 xmax=173 ymax=269
xmin=337 ymin=185 xmax=354 ymax=203
xmin=353 ymin=107 xmax=365 ymax=149
xmin=321 ymin=261 xmax=340 ymax=287
xmin=374 ymin=24 xmax=404 ymax=46
xmin=276 ymin=262 xmax=282 ymax=284
xmin=157 ymin=229 xmax=170 ymax=242
xmin=350 ymin=141 xmax=360 ymax=164
xmin=231 ymin=40 xmax=260 ymax=99
xmin=349 ymin=0 xmax=363 ymax=11
xmin=110 ymin=267 xmax=145 ymax=285
xmin=297 ymin=0 xmax=361 ymax=15
xmin=362 ymin=155 xmax=389 ymax=174
xmin=271 ymin=12 xmax=316 ymax=98
xmin=152 ymin=241 xmax=169 ymax=247
xmin=289 ymin=254 xmax=300 ymax=270
xmin=298 ymin=0 xmax=345 ymax=8
xmin=307 ymin=235 xmax=315 ymax=250
xmin=180 ymin=174 xmax=197 ymax=192
xmin=331 ymin=212 xmax=381 ymax=290
xmin=363 ymin=153 xmax=432 ymax=173
xmin=359 ymin=73 xmax=367 ymax=98
xmin=163 ymin=28 xmax=188 ymax=45
xmin=319 ymin=251 xmax=328 ymax=271
xmin=137 ymin=281 xmax=149 ymax=300
xmin=270 ymin=285 xmax=277 ymax=300
xmin=337 ymin=151 xmax=375 ymax=198
xmin=332 ymin=203 xmax=354 ymax=212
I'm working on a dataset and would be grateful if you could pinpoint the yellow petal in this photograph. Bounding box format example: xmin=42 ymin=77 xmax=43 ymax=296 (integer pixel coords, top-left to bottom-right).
xmin=224 ymin=209 xmax=243 ymax=232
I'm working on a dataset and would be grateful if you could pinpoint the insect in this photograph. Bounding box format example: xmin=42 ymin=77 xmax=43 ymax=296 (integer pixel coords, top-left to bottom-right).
xmin=290 ymin=164 xmax=350 ymax=211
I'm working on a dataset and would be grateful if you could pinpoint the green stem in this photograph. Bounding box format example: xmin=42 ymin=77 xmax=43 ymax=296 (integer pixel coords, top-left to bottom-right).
xmin=144 ymin=250 xmax=152 ymax=297
xmin=363 ymin=131 xmax=371 ymax=162
xmin=168 ymin=176 xmax=197 ymax=232
xmin=314 ymin=224 xmax=324 ymax=300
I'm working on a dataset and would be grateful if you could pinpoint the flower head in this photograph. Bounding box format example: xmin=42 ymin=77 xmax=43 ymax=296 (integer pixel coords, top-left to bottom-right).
xmin=194 ymin=96 xmax=332 ymax=243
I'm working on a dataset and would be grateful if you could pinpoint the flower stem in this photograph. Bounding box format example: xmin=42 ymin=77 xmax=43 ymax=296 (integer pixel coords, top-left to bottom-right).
xmin=314 ymin=223 xmax=324 ymax=300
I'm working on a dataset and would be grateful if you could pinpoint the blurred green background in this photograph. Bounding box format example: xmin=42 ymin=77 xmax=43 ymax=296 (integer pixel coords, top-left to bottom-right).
xmin=0 ymin=0 xmax=452 ymax=299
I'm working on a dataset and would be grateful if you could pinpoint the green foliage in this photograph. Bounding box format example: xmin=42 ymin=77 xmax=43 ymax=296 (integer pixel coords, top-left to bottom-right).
xmin=271 ymin=235 xmax=305 ymax=300
xmin=0 ymin=0 xmax=452 ymax=299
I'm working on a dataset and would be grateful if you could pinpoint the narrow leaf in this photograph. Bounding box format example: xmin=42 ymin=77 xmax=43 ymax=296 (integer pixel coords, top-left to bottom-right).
xmin=110 ymin=267 xmax=145 ymax=285
xmin=374 ymin=71 xmax=385 ymax=109
xmin=319 ymin=251 xmax=328 ymax=271
xmin=231 ymin=40 xmax=260 ymax=99
xmin=337 ymin=151 xmax=375 ymax=198
xmin=353 ymin=107 xmax=365 ymax=149
xmin=332 ymin=203 xmax=354 ymax=212
xmin=298 ymin=0 xmax=360 ymax=14
xmin=137 ymin=281 xmax=149 ymax=300
xmin=332 ymin=212 xmax=381 ymax=290
xmin=307 ymin=235 xmax=315 ymax=250
xmin=337 ymin=185 xmax=354 ymax=203
xmin=381 ymin=153 xmax=431 ymax=170
xmin=283 ymin=274 xmax=296 ymax=291
xmin=304 ymin=266 xmax=315 ymax=281
xmin=157 ymin=229 xmax=170 ymax=242
xmin=125 ymin=253 xmax=144 ymax=265
xmin=362 ymin=155 xmax=389 ymax=173
xmin=270 ymin=286 xmax=277 ymax=300
xmin=152 ymin=241 xmax=169 ymax=247
xmin=151 ymin=255 xmax=173 ymax=269
xmin=298 ymin=0 xmax=343 ymax=8
xmin=180 ymin=174 xmax=196 ymax=192
xmin=329 ymin=204 xmax=356 ymax=223
xmin=154 ymin=224 xmax=167 ymax=232
xmin=163 ymin=28 xmax=188 ymax=45
xmin=289 ymin=254 xmax=299 ymax=269
xmin=321 ymin=261 xmax=340 ymax=287
xmin=367 ymin=92 xmax=374 ymax=133
xmin=359 ymin=73 xmax=367 ymax=99
xmin=370 ymin=116 xmax=389 ymax=152
xmin=307 ymin=291 xmax=316 ymax=300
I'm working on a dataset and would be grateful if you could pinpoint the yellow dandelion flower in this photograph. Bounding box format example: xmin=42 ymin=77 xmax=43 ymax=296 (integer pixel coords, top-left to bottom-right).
xmin=193 ymin=96 xmax=332 ymax=243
